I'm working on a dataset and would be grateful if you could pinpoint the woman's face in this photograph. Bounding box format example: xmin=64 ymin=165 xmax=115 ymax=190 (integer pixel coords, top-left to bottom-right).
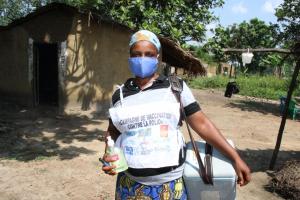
xmin=130 ymin=40 xmax=158 ymax=58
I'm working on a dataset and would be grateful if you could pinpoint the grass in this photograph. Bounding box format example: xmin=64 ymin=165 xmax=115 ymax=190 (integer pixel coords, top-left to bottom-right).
xmin=34 ymin=155 xmax=52 ymax=161
xmin=188 ymin=75 xmax=300 ymax=100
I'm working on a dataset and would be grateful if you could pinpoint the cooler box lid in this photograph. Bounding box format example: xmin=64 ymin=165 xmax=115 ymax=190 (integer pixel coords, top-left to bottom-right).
xmin=184 ymin=140 xmax=236 ymax=179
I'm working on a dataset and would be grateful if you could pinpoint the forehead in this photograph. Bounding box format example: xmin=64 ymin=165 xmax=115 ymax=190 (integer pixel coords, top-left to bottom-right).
xmin=130 ymin=40 xmax=158 ymax=53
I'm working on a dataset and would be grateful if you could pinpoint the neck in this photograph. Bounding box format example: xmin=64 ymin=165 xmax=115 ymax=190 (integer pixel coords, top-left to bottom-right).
xmin=135 ymin=73 xmax=158 ymax=90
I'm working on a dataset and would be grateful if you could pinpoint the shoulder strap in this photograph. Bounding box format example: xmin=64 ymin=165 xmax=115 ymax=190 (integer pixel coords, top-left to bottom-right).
xmin=169 ymin=74 xmax=183 ymax=94
xmin=169 ymin=74 xmax=213 ymax=185
xmin=169 ymin=75 xmax=184 ymax=126
xmin=205 ymin=143 xmax=214 ymax=184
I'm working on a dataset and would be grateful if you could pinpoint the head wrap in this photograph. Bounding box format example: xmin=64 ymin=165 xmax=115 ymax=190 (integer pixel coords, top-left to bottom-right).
xmin=129 ymin=30 xmax=161 ymax=51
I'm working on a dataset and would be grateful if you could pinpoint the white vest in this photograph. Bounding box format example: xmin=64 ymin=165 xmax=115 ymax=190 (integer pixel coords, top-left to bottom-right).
xmin=109 ymin=86 xmax=183 ymax=169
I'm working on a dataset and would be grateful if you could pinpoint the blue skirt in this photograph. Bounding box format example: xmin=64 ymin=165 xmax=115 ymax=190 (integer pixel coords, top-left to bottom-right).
xmin=115 ymin=172 xmax=187 ymax=200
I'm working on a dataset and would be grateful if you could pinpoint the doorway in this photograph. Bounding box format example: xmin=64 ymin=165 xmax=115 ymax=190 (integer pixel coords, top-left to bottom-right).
xmin=33 ymin=43 xmax=59 ymax=106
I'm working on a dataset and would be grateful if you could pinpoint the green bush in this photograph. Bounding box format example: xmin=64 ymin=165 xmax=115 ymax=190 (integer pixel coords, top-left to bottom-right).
xmin=188 ymin=75 xmax=300 ymax=100
xmin=188 ymin=76 xmax=228 ymax=89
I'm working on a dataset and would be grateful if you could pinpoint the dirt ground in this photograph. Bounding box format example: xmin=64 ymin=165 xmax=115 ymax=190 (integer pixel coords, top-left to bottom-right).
xmin=0 ymin=89 xmax=299 ymax=200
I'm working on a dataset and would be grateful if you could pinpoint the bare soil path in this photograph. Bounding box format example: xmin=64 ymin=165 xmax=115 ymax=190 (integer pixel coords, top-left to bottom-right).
xmin=0 ymin=89 xmax=299 ymax=200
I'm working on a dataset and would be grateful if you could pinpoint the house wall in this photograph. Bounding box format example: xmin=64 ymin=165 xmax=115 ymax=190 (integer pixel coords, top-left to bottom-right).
xmin=64 ymin=13 xmax=132 ymax=114
xmin=0 ymin=8 xmax=132 ymax=114
xmin=206 ymin=63 xmax=235 ymax=77
xmin=0 ymin=8 xmax=75 ymax=106
xmin=0 ymin=27 xmax=30 ymax=104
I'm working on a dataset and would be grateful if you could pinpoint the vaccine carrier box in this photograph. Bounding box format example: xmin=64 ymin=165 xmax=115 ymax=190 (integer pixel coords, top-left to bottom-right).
xmin=183 ymin=140 xmax=236 ymax=200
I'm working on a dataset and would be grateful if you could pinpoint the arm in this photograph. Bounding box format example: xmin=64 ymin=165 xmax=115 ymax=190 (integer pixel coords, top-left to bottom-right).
xmin=187 ymin=111 xmax=251 ymax=186
xmin=107 ymin=118 xmax=121 ymax=142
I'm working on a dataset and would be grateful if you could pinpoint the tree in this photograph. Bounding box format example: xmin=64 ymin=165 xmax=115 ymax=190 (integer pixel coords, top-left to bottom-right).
xmin=275 ymin=0 xmax=300 ymax=44
xmin=204 ymin=18 xmax=280 ymax=74
xmin=188 ymin=45 xmax=217 ymax=65
xmin=261 ymin=54 xmax=289 ymax=77
xmin=0 ymin=0 xmax=224 ymax=43
xmin=0 ymin=0 xmax=29 ymax=25
xmin=0 ymin=0 xmax=52 ymax=25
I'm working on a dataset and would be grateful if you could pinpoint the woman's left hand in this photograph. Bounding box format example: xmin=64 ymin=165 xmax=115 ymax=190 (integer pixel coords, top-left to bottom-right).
xmin=233 ymin=158 xmax=251 ymax=186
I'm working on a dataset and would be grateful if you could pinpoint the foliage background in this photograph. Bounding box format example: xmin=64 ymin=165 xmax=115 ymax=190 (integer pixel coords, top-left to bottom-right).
xmin=0 ymin=0 xmax=224 ymax=43
xmin=188 ymin=75 xmax=300 ymax=100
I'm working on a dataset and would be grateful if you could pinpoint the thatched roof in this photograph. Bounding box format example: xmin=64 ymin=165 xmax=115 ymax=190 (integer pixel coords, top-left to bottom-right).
xmin=159 ymin=37 xmax=206 ymax=75
xmin=0 ymin=3 xmax=206 ymax=75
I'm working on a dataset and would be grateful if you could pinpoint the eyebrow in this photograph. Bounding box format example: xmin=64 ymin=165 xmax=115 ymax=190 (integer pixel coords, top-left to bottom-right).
xmin=131 ymin=49 xmax=156 ymax=55
xmin=131 ymin=50 xmax=155 ymax=53
xmin=130 ymin=48 xmax=158 ymax=54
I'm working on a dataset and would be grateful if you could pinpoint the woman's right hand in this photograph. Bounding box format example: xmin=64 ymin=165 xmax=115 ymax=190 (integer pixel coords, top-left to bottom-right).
xmin=101 ymin=154 xmax=118 ymax=176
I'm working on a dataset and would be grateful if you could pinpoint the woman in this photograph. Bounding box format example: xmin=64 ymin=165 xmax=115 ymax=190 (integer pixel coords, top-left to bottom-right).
xmin=102 ymin=30 xmax=251 ymax=200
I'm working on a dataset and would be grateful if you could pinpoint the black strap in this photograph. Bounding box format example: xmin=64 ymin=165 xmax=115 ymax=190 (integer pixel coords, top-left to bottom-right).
xmin=169 ymin=74 xmax=214 ymax=185
xmin=205 ymin=143 xmax=213 ymax=184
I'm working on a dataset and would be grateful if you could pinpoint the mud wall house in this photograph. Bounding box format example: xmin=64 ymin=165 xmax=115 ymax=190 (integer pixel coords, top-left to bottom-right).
xmin=0 ymin=3 xmax=206 ymax=114
xmin=0 ymin=3 xmax=133 ymax=114
xmin=217 ymin=62 xmax=235 ymax=76
xmin=205 ymin=62 xmax=235 ymax=77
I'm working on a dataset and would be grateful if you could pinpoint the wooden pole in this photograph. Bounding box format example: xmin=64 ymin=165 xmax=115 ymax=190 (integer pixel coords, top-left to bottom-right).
xmin=229 ymin=63 xmax=233 ymax=78
xmin=269 ymin=46 xmax=300 ymax=170
xmin=223 ymin=48 xmax=293 ymax=54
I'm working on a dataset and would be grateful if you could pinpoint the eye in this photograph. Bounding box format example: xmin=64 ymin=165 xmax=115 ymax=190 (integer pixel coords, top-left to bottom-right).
xmin=130 ymin=51 xmax=142 ymax=57
xmin=145 ymin=52 xmax=156 ymax=57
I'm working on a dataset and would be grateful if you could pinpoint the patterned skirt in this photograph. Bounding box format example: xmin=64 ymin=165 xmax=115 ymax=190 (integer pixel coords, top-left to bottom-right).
xmin=115 ymin=172 xmax=187 ymax=200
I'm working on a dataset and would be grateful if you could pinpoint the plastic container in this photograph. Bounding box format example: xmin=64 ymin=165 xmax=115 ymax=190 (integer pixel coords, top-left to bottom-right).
xmin=183 ymin=140 xmax=236 ymax=200
xmin=242 ymin=52 xmax=254 ymax=65
xmin=106 ymin=136 xmax=128 ymax=173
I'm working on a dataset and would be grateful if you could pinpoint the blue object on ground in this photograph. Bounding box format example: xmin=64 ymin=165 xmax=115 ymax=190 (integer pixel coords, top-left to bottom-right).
xmin=279 ymin=96 xmax=300 ymax=120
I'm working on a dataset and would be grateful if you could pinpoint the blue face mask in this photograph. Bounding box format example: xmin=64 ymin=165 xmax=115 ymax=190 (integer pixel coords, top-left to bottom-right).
xmin=128 ymin=57 xmax=158 ymax=78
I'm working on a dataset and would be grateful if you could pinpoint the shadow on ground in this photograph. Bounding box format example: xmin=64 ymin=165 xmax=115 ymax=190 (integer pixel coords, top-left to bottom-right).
xmin=0 ymin=103 xmax=106 ymax=162
xmin=237 ymin=148 xmax=300 ymax=172
xmin=238 ymin=148 xmax=300 ymax=199
xmin=226 ymin=100 xmax=282 ymax=116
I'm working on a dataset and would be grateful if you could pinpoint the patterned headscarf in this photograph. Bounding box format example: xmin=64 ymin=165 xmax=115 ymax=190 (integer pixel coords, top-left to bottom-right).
xmin=129 ymin=30 xmax=161 ymax=51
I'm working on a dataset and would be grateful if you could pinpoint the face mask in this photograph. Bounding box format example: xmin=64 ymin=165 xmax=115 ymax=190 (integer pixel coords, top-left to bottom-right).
xmin=128 ymin=57 xmax=158 ymax=78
